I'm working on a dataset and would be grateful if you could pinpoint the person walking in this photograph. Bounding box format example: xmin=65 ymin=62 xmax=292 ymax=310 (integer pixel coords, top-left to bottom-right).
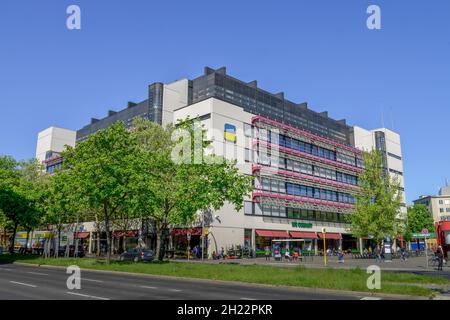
xmin=264 ymin=246 xmax=271 ymax=261
xmin=400 ymin=246 xmax=407 ymax=262
xmin=375 ymin=246 xmax=381 ymax=263
xmin=437 ymin=246 xmax=444 ymax=271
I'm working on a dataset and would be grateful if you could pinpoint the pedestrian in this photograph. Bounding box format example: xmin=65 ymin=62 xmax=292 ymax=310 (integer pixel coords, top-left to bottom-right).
xmin=338 ymin=250 xmax=344 ymax=263
xmin=264 ymin=246 xmax=271 ymax=261
xmin=220 ymin=247 xmax=225 ymax=259
xmin=400 ymin=247 xmax=407 ymax=262
xmin=437 ymin=246 xmax=444 ymax=271
xmin=375 ymin=246 xmax=381 ymax=263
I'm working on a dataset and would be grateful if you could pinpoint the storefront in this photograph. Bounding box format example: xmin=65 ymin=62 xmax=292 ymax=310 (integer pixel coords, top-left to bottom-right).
xmin=171 ymin=227 xmax=203 ymax=258
xmin=255 ymin=229 xmax=290 ymax=254
xmin=317 ymin=232 xmax=342 ymax=252
xmin=112 ymin=230 xmax=138 ymax=254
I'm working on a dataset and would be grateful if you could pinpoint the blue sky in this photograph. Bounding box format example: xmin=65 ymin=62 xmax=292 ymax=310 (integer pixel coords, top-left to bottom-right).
xmin=0 ymin=0 xmax=449 ymax=203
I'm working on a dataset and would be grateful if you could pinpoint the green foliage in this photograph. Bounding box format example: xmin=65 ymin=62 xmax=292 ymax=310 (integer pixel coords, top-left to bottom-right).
xmin=0 ymin=157 xmax=46 ymax=251
xmin=348 ymin=150 xmax=403 ymax=242
xmin=130 ymin=118 xmax=253 ymax=259
xmin=406 ymin=204 xmax=435 ymax=234
xmin=58 ymin=121 xmax=138 ymax=262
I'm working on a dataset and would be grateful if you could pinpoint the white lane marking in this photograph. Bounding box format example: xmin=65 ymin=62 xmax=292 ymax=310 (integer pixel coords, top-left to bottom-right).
xmin=240 ymin=297 xmax=257 ymax=300
xmin=168 ymin=289 xmax=182 ymax=292
xmin=27 ymin=271 xmax=49 ymax=276
xmin=83 ymin=278 xmax=104 ymax=283
xmin=10 ymin=281 xmax=37 ymax=288
xmin=360 ymin=297 xmax=382 ymax=300
xmin=140 ymin=285 xmax=158 ymax=289
xmin=0 ymin=268 xmax=12 ymax=271
xmin=66 ymin=291 xmax=110 ymax=300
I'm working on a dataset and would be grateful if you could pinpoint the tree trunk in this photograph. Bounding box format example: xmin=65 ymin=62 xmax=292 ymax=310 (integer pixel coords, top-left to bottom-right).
xmin=24 ymin=230 xmax=30 ymax=255
xmin=155 ymin=228 xmax=163 ymax=261
xmin=95 ymin=215 xmax=101 ymax=256
xmin=9 ymin=223 xmax=18 ymax=254
xmin=105 ymin=218 xmax=111 ymax=264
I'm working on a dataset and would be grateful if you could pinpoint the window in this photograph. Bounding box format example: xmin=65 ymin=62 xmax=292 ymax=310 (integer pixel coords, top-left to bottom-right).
xmin=244 ymin=148 xmax=252 ymax=162
xmin=439 ymin=200 xmax=443 ymax=205
xmin=286 ymin=159 xmax=293 ymax=171
xmin=445 ymin=200 xmax=450 ymax=205
xmin=244 ymin=201 xmax=253 ymax=215
xmin=262 ymin=177 xmax=270 ymax=191
xmin=244 ymin=123 xmax=252 ymax=137
xmin=262 ymin=204 xmax=271 ymax=216
xmin=279 ymin=180 xmax=286 ymax=193
xmin=446 ymin=208 xmax=450 ymax=213
xmin=293 ymin=161 xmax=301 ymax=173
xmin=271 ymin=206 xmax=280 ymax=217
xmin=271 ymin=180 xmax=279 ymax=193
xmin=440 ymin=208 xmax=445 ymax=213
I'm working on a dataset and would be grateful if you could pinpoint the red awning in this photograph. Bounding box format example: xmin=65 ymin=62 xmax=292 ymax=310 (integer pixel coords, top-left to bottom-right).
xmin=255 ymin=230 xmax=289 ymax=238
xmin=112 ymin=230 xmax=138 ymax=238
xmin=317 ymin=232 xmax=342 ymax=240
xmin=289 ymin=231 xmax=318 ymax=239
xmin=171 ymin=227 xmax=202 ymax=236
xmin=74 ymin=232 xmax=90 ymax=239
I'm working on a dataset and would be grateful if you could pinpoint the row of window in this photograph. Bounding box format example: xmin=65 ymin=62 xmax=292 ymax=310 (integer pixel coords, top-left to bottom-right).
xmin=257 ymin=177 xmax=356 ymax=204
xmin=438 ymin=199 xmax=450 ymax=205
xmin=244 ymin=201 xmax=348 ymax=223
xmin=244 ymin=124 xmax=363 ymax=168
xmin=439 ymin=208 xmax=450 ymax=213
xmin=285 ymin=182 xmax=356 ymax=204
xmin=249 ymin=152 xmax=358 ymax=186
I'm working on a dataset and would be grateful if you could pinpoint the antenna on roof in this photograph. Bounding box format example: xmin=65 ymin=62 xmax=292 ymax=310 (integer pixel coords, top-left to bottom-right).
xmin=380 ymin=107 xmax=385 ymax=128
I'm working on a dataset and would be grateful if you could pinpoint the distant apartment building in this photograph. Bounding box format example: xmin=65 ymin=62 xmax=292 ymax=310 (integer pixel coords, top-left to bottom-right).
xmin=35 ymin=127 xmax=76 ymax=173
xmin=413 ymin=185 xmax=450 ymax=223
xmin=352 ymin=126 xmax=407 ymax=217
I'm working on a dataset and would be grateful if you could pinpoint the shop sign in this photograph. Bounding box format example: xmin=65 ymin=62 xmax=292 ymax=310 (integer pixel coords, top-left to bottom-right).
xmin=291 ymin=222 xmax=313 ymax=229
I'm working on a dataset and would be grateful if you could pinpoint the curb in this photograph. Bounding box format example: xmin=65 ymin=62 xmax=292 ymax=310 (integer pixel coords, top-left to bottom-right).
xmin=11 ymin=261 xmax=432 ymax=300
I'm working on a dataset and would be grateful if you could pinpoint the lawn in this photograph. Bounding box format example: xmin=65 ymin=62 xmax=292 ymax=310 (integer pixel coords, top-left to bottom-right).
xmin=1 ymin=254 xmax=447 ymax=297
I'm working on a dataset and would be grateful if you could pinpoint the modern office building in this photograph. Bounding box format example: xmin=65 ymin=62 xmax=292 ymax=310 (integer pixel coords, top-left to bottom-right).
xmin=36 ymin=67 xmax=406 ymax=256
xmin=352 ymin=126 xmax=407 ymax=217
xmin=413 ymin=185 xmax=450 ymax=223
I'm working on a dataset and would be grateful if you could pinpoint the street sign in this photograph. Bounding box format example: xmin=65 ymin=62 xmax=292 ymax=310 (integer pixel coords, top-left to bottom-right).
xmin=187 ymin=233 xmax=191 ymax=241
xmin=321 ymin=227 xmax=326 ymax=233
xmin=421 ymin=228 xmax=429 ymax=235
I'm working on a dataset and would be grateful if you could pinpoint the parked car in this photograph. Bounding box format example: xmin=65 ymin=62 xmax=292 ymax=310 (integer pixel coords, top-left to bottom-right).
xmin=119 ymin=248 xmax=154 ymax=262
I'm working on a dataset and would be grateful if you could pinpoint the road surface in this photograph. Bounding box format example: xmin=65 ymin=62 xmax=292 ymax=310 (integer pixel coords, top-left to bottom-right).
xmin=0 ymin=263 xmax=385 ymax=300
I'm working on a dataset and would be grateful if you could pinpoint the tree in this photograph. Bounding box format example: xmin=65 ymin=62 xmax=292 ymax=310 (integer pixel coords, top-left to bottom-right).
xmin=131 ymin=118 xmax=253 ymax=260
xmin=404 ymin=204 xmax=435 ymax=248
xmin=0 ymin=157 xmax=46 ymax=253
xmin=59 ymin=122 xmax=138 ymax=263
xmin=348 ymin=150 xmax=403 ymax=244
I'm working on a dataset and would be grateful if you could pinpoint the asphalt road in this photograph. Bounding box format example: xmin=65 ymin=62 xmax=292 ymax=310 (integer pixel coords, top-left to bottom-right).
xmin=0 ymin=263 xmax=383 ymax=300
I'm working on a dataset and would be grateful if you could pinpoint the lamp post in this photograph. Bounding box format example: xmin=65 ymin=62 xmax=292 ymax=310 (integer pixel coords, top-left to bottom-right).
xmin=322 ymin=227 xmax=327 ymax=267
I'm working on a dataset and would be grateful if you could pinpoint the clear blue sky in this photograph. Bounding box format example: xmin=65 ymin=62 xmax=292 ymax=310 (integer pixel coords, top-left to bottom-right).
xmin=1 ymin=0 xmax=449 ymax=203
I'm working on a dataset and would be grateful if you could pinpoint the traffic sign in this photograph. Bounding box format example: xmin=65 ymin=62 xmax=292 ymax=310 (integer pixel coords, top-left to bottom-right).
xmin=421 ymin=228 xmax=429 ymax=235
xmin=187 ymin=233 xmax=191 ymax=241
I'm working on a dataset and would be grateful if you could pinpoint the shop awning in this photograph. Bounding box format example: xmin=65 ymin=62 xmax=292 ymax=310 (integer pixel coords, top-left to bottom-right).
xmin=112 ymin=230 xmax=138 ymax=238
xmin=289 ymin=231 xmax=317 ymax=239
xmin=74 ymin=232 xmax=90 ymax=239
xmin=171 ymin=227 xmax=202 ymax=236
xmin=317 ymin=232 xmax=342 ymax=240
xmin=255 ymin=230 xmax=288 ymax=238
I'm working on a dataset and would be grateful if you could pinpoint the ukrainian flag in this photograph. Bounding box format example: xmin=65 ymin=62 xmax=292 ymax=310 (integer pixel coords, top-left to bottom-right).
xmin=224 ymin=123 xmax=237 ymax=143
